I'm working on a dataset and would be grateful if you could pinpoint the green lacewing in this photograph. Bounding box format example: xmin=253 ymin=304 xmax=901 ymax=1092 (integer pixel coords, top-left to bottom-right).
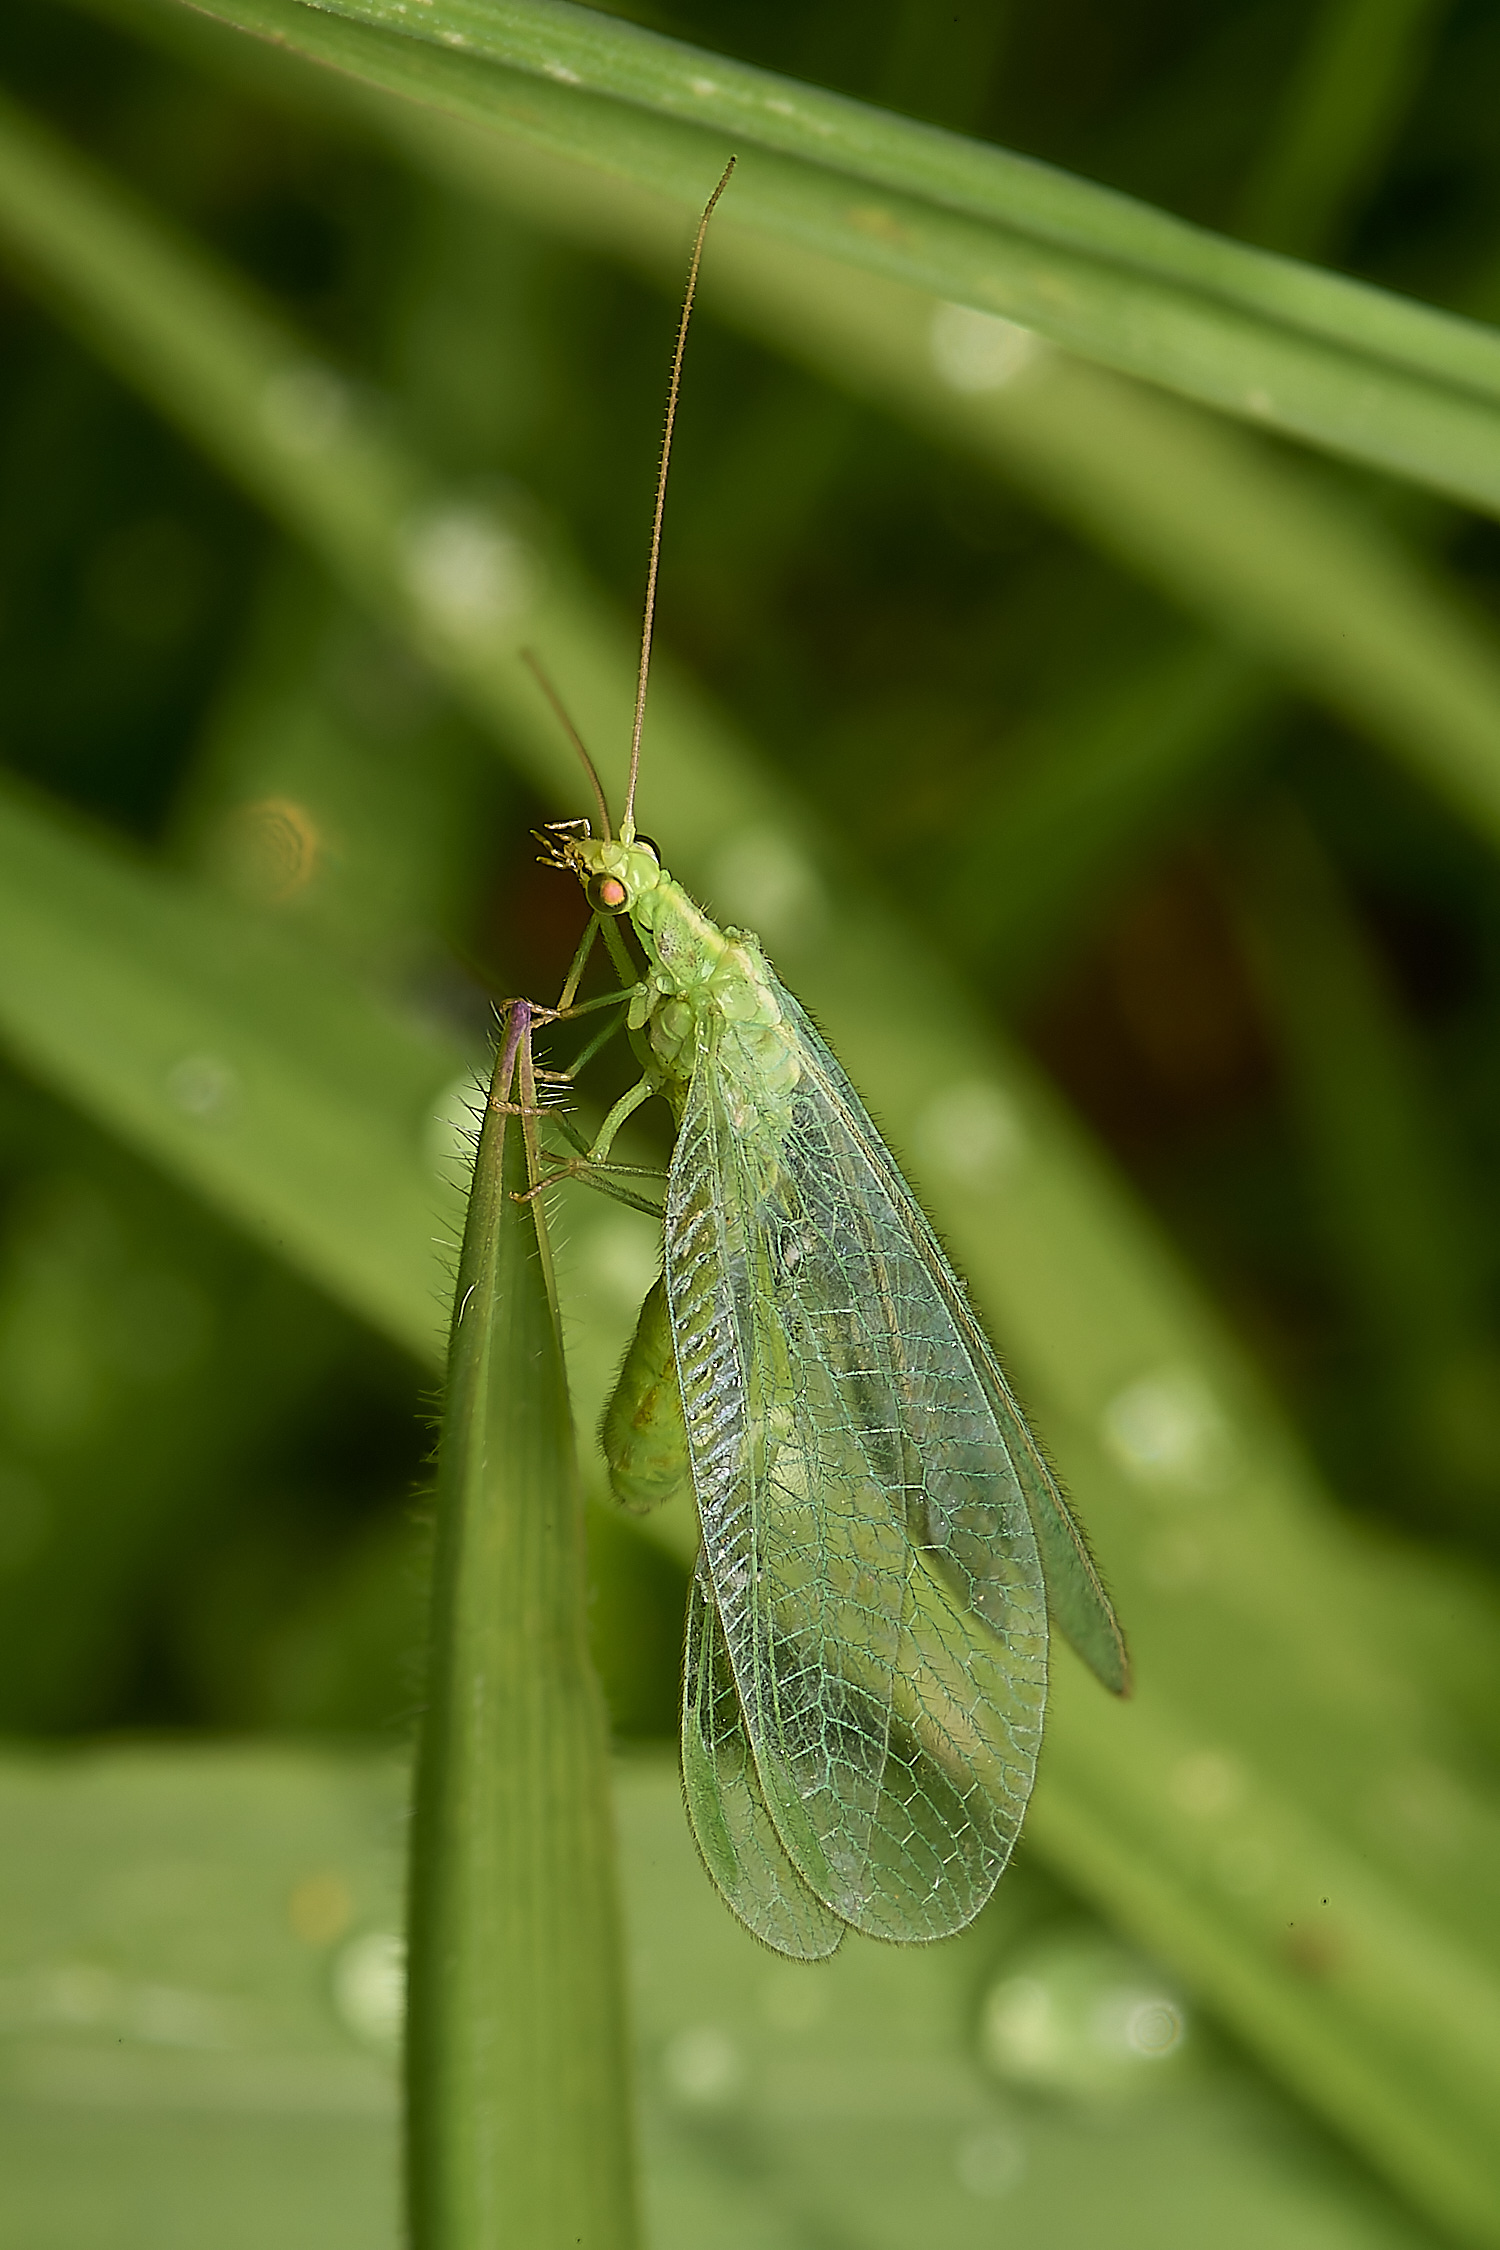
xmin=521 ymin=160 xmax=1127 ymax=1960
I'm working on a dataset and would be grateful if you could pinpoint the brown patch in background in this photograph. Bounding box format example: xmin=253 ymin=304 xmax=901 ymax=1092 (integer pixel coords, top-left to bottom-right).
xmin=1028 ymin=850 xmax=1274 ymax=1160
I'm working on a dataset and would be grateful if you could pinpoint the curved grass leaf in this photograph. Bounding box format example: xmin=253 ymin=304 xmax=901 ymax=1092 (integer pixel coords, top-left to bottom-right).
xmin=153 ymin=0 xmax=1500 ymax=517
xmin=7 ymin=79 xmax=1500 ymax=873
xmin=0 ymin=774 xmax=463 ymax=1363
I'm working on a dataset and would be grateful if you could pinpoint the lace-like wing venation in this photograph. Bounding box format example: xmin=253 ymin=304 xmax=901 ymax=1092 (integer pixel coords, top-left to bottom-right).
xmin=681 ymin=1556 xmax=845 ymax=1960
xmin=775 ymin=988 xmax=1128 ymax=1698
xmin=666 ymin=1007 xmax=1048 ymax=1943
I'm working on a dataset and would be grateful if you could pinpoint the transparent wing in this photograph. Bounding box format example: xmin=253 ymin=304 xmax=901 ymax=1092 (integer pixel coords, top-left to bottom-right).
xmin=681 ymin=1555 xmax=846 ymax=1961
xmin=781 ymin=991 xmax=1130 ymax=1699
xmin=666 ymin=999 xmax=1048 ymax=1943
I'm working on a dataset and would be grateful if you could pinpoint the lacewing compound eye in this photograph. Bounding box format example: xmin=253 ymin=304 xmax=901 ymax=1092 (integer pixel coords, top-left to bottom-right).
xmin=633 ymin=835 xmax=662 ymax=864
xmin=587 ymin=872 xmax=630 ymax=915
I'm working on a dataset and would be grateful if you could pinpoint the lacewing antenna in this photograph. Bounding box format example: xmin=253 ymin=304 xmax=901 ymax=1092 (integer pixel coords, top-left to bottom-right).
xmin=522 ymin=647 xmax=614 ymax=839
xmin=621 ymin=154 xmax=736 ymax=844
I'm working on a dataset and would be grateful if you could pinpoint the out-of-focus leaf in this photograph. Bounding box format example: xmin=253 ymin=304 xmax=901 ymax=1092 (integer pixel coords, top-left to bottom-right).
xmin=175 ymin=560 xmax=500 ymax=987
xmin=1234 ymin=0 xmax=1447 ymax=257
xmin=943 ymin=639 xmax=1271 ymax=990
xmin=0 ymin=774 xmax=466 ymax=1363
xmin=1234 ymin=801 xmax=1500 ymax=1529
xmin=0 ymin=1084 xmax=355 ymax=1727
xmin=148 ymin=0 xmax=1500 ymax=517
xmin=9 ymin=79 xmax=1500 ymax=877
xmin=0 ymin=1743 xmax=1442 ymax=2250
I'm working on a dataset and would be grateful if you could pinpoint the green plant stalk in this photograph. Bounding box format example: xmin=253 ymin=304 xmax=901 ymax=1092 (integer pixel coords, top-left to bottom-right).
xmin=157 ymin=0 xmax=1500 ymax=517
xmin=407 ymin=1006 xmax=638 ymax=2250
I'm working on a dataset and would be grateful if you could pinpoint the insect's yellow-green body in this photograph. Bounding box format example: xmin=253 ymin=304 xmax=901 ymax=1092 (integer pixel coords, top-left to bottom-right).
xmin=553 ymin=826 xmax=1127 ymax=1961
xmin=532 ymin=159 xmax=1124 ymax=1960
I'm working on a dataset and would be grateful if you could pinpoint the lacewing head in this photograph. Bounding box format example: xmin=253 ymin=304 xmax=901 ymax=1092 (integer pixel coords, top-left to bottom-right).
xmin=551 ymin=829 xmax=664 ymax=919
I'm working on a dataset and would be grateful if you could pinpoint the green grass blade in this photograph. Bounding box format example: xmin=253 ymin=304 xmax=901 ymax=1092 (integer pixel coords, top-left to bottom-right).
xmin=690 ymin=235 xmax=1500 ymax=863
xmin=175 ymin=559 xmax=498 ymax=986
xmin=9 ymin=78 xmax=1500 ymax=879
xmin=407 ymin=1022 xmax=639 ymax=2250
xmin=146 ymin=0 xmax=1500 ymax=516
xmin=423 ymin=123 xmax=1500 ymax=866
xmin=0 ymin=773 xmax=464 ymax=1363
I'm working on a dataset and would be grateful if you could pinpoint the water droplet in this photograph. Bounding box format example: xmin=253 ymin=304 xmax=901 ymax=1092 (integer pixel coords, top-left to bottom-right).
xmin=333 ymin=1930 xmax=405 ymax=2049
xmin=1101 ymin=1365 xmax=1227 ymax=1494
xmin=166 ymin=1054 xmax=239 ymax=1122
xmin=980 ymin=1934 xmax=1189 ymax=2100
xmin=1170 ymin=1748 xmax=1245 ymax=1817
xmin=1116 ymin=1995 xmax=1185 ymax=2058
xmin=661 ymin=2023 xmax=742 ymax=2107
xmin=217 ymin=796 xmax=322 ymax=904
xmin=981 ymin=1974 xmax=1055 ymax=2077
xmin=955 ymin=2124 xmax=1026 ymax=2198
xmin=402 ymin=507 xmax=534 ymax=638
xmin=709 ymin=826 xmax=824 ymax=945
xmin=914 ymin=1080 xmax=1025 ymax=1187
xmin=930 ymin=303 xmax=1044 ymax=393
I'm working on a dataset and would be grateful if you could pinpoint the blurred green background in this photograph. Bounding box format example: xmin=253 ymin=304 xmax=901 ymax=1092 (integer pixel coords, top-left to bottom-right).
xmin=3 ymin=0 xmax=1500 ymax=2243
